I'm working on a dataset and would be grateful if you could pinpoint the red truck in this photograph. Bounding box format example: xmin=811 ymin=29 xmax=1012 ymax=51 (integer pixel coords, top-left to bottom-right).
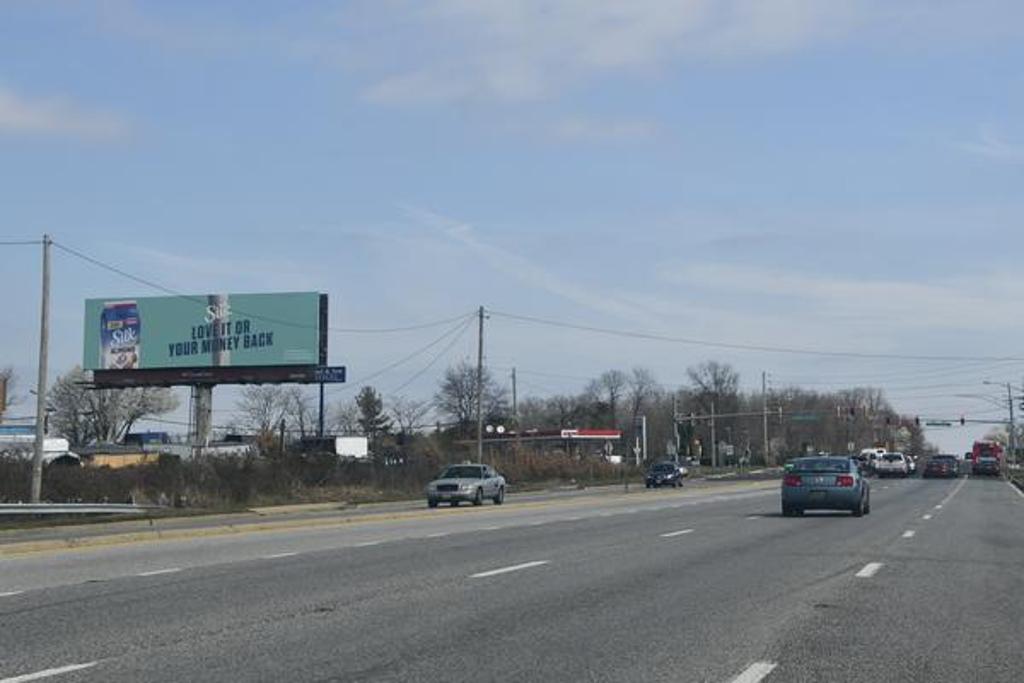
xmin=971 ymin=441 xmax=1004 ymax=476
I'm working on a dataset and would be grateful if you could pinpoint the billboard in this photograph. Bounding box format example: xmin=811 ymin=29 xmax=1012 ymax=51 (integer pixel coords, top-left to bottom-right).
xmin=83 ymin=292 xmax=323 ymax=371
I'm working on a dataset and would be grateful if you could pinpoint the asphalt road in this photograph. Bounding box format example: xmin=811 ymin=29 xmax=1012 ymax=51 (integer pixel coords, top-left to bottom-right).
xmin=1 ymin=475 xmax=1021 ymax=682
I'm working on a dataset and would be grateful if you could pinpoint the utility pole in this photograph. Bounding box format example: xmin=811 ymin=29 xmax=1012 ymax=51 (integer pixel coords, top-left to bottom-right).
xmin=511 ymin=367 xmax=520 ymax=454
xmin=476 ymin=306 xmax=485 ymax=463
xmin=1007 ymin=382 xmax=1015 ymax=474
xmin=318 ymin=383 xmax=325 ymax=439
xmin=710 ymin=400 xmax=717 ymax=470
xmin=673 ymin=392 xmax=681 ymax=464
xmin=30 ymin=234 xmax=51 ymax=503
xmin=762 ymin=371 xmax=770 ymax=466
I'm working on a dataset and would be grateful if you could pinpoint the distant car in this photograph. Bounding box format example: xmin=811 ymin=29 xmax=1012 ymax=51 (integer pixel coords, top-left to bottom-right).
xmin=875 ymin=453 xmax=910 ymax=478
xmin=781 ymin=456 xmax=871 ymax=517
xmin=906 ymin=455 xmax=917 ymax=475
xmin=425 ymin=464 xmax=506 ymax=508
xmin=923 ymin=455 xmax=958 ymax=479
xmin=645 ymin=462 xmax=684 ymax=489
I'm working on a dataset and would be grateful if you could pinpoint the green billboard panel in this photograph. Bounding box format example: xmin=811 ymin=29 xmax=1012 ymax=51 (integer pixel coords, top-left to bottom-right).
xmin=83 ymin=292 xmax=322 ymax=370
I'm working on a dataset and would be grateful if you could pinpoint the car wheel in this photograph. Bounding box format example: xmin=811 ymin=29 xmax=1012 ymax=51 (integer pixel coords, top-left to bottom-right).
xmin=427 ymin=498 xmax=438 ymax=509
xmin=852 ymin=496 xmax=865 ymax=517
xmin=864 ymin=495 xmax=871 ymax=515
xmin=493 ymin=487 xmax=505 ymax=505
xmin=473 ymin=488 xmax=483 ymax=506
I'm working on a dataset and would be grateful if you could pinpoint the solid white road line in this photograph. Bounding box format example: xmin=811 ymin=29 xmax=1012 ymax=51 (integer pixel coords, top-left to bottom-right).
xmin=902 ymin=530 xmax=916 ymax=539
xmin=425 ymin=532 xmax=449 ymax=538
xmin=856 ymin=562 xmax=884 ymax=579
xmin=746 ymin=515 xmax=763 ymax=520
xmin=660 ymin=529 xmax=695 ymax=538
xmin=471 ymin=561 xmax=550 ymax=579
xmin=730 ymin=661 xmax=778 ymax=683
xmin=137 ymin=568 xmax=181 ymax=577
xmin=355 ymin=541 xmax=383 ymax=547
xmin=923 ymin=514 xmax=933 ymax=520
xmin=1007 ymin=480 xmax=1024 ymax=500
xmin=0 ymin=662 xmax=99 ymax=683
xmin=263 ymin=552 xmax=298 ymax=559
xmin=479 ymin=526 xmax=502 ymax=531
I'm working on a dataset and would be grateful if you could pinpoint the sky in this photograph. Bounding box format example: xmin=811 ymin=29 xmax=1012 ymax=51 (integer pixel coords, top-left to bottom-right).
xmin=3 ymin=0 xmax=1024 ymax=454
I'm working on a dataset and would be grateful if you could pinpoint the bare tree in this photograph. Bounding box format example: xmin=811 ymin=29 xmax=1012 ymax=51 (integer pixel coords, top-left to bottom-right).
xmin=390 ymin=396 xmax=431 ymax=435
xmin=236 ymin=386 xmax=288 ymax=436
xmin=49 ymin=367 xmax=178 ymax=446
xmin=282 ymin=386 xmax=316 ymax=439
xmin=585 ymin=369 xmax=627 ymax=428
xmin=434 ymin=360 xmax=508 ymax=435
xmin=686 ymin=361 xmax=740 ymax=411
xmin=331 ymin=399 xmax=360 ymax=434
xmin=0 ymin=366 xmax=20 ymax=421
xmin=627 ymin=367 xmax=660 ymax=424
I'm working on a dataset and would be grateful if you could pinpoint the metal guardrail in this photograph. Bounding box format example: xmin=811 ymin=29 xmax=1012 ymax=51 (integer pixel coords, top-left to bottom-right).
xmin=0 ymin=503 xmax=161 ymax=516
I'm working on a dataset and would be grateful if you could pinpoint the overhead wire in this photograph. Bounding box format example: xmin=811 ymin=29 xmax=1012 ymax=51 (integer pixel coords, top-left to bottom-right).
xmin=489 ymin=309 xmax=1024 ymax=362
xmin=51 ymin=239 xmax=471 ymax=334
xmin=389 ymin=316 xmax=475 ymax=395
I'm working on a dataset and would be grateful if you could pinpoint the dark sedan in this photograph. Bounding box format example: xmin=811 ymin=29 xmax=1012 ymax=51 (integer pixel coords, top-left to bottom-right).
xmin=923 ymin=455 xmax=959 ymax=479
xmin=645 ymin=462 xmax=683 ymax=489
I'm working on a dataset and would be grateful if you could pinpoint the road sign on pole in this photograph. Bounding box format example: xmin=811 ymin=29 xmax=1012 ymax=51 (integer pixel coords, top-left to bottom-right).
xmin=313 ymin=366 xmax=347 ymax=383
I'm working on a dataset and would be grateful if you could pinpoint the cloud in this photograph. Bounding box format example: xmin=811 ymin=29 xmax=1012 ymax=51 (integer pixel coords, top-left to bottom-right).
xmin=0 ymin=85 xmax=130 ymax=141
xmin=959 ymin=126 xmax=1024 ymax=163
xmin=356 ymin=0 xmax=864 ymax=104
xmin=550 ymin=116 xmax=659 ymax=142
xmin=402 ymin=205 xmax=645 ymax=320
xmin=660 ymin=262 xmax=1023 ymax=333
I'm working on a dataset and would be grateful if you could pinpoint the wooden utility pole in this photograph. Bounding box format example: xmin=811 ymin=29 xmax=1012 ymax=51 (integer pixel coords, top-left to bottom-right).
xmin=476 ymin=306 xmax=485 ymax=462
xmin=762 ymin=371 xmax=770 ymax=466
xmin=30 ymin=234 xmax=51 ymax=503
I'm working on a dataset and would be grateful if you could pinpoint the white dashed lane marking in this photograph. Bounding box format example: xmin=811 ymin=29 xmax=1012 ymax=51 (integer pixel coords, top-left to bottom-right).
xmin=137 ymin=568 xmax=181 ymax=577
xmin=470 ymin=561 xmax=550 ymax=579
xmin=660 ymin=529 xmax=695 ymax=538
xmin=0 ymin=591 xmax=24 ymax=598
xmin=730 ymin=661 xmax=778 ymax=683
xmin=923 ymin=514 xmax=932 ymax=520
xmin=856 ymin=562 xmax=884 ymax=578
xmin=0 ymin=661 xmax=99 ymax=683
xmin=263 ymin=552 xmax=298 ymax=559
xmin=902 ymin=530 xmax=916 ymax=539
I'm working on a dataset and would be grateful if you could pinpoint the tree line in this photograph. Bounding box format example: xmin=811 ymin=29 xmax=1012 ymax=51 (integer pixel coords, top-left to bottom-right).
xmin=7 ymin=360 xmax=935 ymax=463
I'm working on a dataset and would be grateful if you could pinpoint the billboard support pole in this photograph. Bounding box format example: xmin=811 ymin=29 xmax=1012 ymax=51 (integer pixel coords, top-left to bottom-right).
xmin=30 ymin=234 xmax=51 ymax=503
xmin=318 ymin=383 xmax=325 ymax=438
xmin=192 ymin=385 xmax=213 ymax=455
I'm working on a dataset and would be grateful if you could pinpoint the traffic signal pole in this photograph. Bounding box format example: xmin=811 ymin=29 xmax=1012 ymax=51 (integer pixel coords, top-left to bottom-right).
xmin=30 ymin=234 xmax=51 ymax=503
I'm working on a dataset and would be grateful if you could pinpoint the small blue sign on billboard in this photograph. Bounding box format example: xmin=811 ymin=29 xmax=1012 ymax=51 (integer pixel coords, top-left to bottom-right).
xmin=313 ymin=366 xmax=347 ymax=383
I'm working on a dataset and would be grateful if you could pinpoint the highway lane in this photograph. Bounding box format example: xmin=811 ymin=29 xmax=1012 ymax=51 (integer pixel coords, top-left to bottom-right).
xmin=0 ymin=476 xmax=1020 ymax=682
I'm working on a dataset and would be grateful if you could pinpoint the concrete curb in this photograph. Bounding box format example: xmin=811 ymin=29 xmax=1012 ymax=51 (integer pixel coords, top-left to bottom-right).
xmin=0 ymin=480 xmax=779 ymax=558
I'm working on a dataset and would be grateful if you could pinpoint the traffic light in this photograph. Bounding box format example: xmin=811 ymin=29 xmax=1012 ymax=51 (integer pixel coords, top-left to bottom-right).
xmin=885 ymin=416 xmax=892 ymax=426
xmin=960 ymin=415 xmax=966 ymax=426
xmin=915 ymin=416 xmax=921 ymax=426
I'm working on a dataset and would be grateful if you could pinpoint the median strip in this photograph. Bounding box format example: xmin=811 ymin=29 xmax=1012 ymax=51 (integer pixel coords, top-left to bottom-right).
xmin=730 ymin=661 xmax=778 ymax=683
xmin=0 ymin=661 xmax=99 ymax=683
xmin=471 ymin=560 xmax=550 ymax=579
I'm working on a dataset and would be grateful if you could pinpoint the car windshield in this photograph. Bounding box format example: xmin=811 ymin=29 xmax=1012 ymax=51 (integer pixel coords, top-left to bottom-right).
xmin=791 ymin=459 xmax=849 ymax=473
xmin=652 ymin=464 xmax=676 ymax=472
xmin=438 ymin=466 xmax=482 ymax=479
xmin=882 ymin=454 xmax=903 ymax=462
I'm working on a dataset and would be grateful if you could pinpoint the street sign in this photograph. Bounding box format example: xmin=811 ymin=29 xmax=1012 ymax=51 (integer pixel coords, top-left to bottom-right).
xmin=313 ymin=366 xmax=347 ymax=383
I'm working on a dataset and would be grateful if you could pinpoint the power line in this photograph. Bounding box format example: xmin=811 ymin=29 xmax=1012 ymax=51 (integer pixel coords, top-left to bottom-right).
xmin=489 ymin=309 xmax=1024 ymax=362
xmin=51 ymin=239 xmax=472 ymax=334
xmin=325 ymin=314 xmax=476 ymax=398
xmin=0 ymin=239 xmax=43 ymax=246
xmin=389 ymin=317 xmax=474 ymax=395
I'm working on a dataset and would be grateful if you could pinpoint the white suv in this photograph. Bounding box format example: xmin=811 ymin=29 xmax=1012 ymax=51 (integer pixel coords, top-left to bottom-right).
xmin=875 ymin=452 xmax=909 ymax=478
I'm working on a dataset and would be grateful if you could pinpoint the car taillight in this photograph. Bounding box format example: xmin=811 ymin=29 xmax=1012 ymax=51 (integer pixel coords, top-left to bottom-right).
xmin=836 ymin=475 xmax=854 ymax=487
xmin=783 ymin=474 xmax=802 ymax=487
